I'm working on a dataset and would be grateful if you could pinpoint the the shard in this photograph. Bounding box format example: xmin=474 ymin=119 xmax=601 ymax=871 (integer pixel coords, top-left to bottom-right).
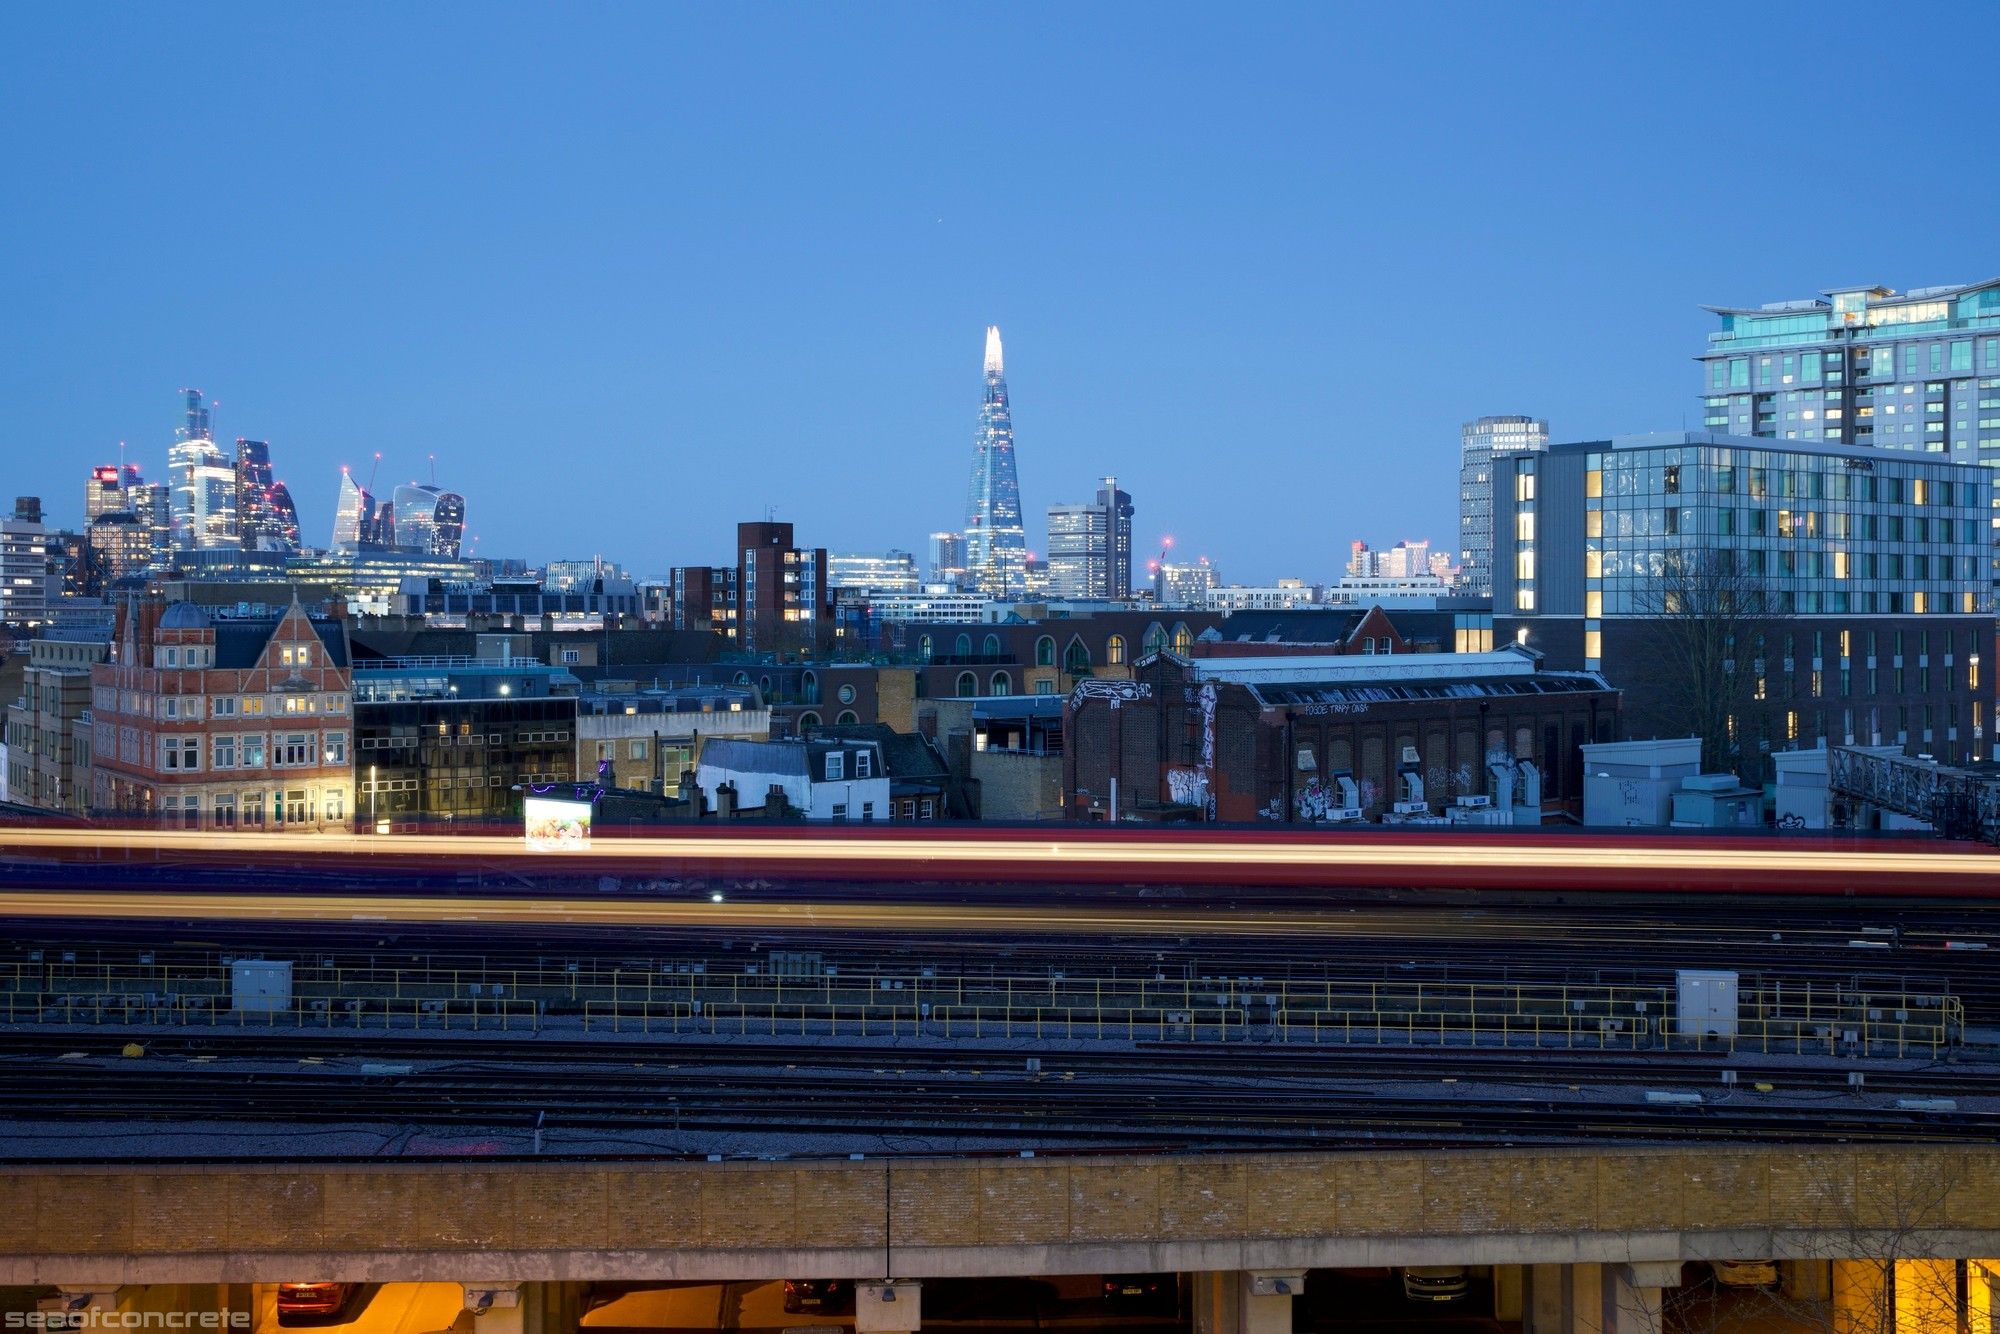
xmin=962 ymin=325 xmax=1028 ymax=598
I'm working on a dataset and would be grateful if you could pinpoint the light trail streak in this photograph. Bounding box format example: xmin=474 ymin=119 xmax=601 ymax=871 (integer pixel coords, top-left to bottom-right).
xmin=0 ymin=825 xmax=1992 ymax=882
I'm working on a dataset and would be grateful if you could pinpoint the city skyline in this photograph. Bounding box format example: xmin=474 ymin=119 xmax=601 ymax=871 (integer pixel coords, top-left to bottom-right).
xmin=4 ymin=7 xmax=1996 ymax=582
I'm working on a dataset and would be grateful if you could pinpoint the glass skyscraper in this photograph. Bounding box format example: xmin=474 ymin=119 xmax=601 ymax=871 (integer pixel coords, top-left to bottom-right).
xmin=167 ymin=389 xmax=237 ymax=551
xmin=1458 ymin=415 xmax=1548 ymax=600
xmin=233 ymin=439 xmax=300 ymax=553
xmin=963 ymin=326 xmax=1028 ymax=598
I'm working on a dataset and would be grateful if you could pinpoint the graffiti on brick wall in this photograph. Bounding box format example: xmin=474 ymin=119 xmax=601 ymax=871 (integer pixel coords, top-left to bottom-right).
xmin=1197 ymin=681 xmax=1218 ymax=821
xmin=1166 ymin=767 xmax=1208 ymax=808
xmin=1294 ymin=776 xmax=1337 ymax=822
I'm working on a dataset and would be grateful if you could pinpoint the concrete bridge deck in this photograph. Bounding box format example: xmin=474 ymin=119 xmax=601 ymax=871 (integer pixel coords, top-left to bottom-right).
xmin=5 ymin=1144 xmax=1997 ymax=1286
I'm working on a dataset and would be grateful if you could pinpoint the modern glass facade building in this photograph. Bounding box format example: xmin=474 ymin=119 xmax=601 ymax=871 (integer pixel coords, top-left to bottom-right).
xmin=828 ymin=550 xmax=919 ymax=595
xmin=1696 ymin=278 xmax=2000 ymax=585
xmin=233 ymin=440 xmax=300 ymax=553
xmin=167 ymin=389 xmax=238 ymax=551
xmin=1495 ymin=430 xmax=1991 ymax=764
xmin=963 ymin=326 xmax=1028 ymax=598
xmin=1458 ymin=415 xmax=1548 ymax=600
xmin=392 ymin=483 xmax=467 ymax=558
xmin=926 ymin=531 xmax=967 ymax=590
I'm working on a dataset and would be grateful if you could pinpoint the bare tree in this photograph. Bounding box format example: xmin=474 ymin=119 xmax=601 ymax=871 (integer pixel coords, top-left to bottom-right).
xmin=1631 ymin=548 xmax=1781 ymax=777
xmin=1666 ymin=1150 xmax=1973 ymax=1334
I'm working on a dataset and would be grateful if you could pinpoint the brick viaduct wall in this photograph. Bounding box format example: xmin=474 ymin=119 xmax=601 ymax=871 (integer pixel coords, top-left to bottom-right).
xmin=5 ymin=1145 xmax=1998 ymax=1285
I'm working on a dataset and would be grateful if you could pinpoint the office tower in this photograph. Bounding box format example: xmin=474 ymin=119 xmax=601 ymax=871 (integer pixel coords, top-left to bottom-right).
xmin=1346 ymin=541 xmax=1372 ymax=578
xmin=1154 ymin=557 xmax=1220 ymax=609
xmin=87 ymin=513 xmax=151 ymax=584
xmin=268 ymin=481 xmax=300 ymax=550
xmin=167 ymin=389 xmax=238 ymax=550
xmin=1492 ymin=430 xmax=1992 ymax=771
xmin=131 ymin=484 xmax=171 ymax=569
xmin=1375 ymin=539 xmax=1431 ymax=579
xmin=1046 ymin=475 xmax=1135 ymax=600
xmin=1459 ymin=415 xmax=1549 ymax=600
xmin=1021 ymin=555 xmax=1049 ymax=601
xmin=0 ymin=499 xmax=51 ymax=623
xmin=86 ymin=464 xmax=140 ymax=524
xmin=828 ymin=551 xmax=919 ymax=595
xmin=1045 ymin=503 xmax=1103 ymax=599
xmin=331 ymin=469 xmax=375 ymax=551
xmin=962 ymin=326 xmax=1028 ymax=598
xmin=233 ymin=440 xmax=299 ymax=553
xmin=1098 ymin=476 xmax=1134 ymax=597
xmin=392 ymin=483 xmax=467 ymax=558
xmin=927 ymin=532 xmax=967 ymax=589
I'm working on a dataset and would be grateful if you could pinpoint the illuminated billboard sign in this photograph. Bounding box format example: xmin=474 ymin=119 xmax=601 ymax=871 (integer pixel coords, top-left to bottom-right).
xmin=523 ymin=796 xmax=593 ymax=852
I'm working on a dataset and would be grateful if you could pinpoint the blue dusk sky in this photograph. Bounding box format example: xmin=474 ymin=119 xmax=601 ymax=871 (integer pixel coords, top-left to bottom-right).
xmin=4 ymin=4 xmax=1996 ymax=583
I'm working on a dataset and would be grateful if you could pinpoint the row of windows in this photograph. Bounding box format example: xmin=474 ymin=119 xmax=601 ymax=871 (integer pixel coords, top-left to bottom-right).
xmin=157 ymin=732 xmax=347 ymax=772
xmin=153 ymin=787 xmax=345 ymax=828
xmin=95 ymin=688 xmax=349 ymax=719
xmin=914 ymin=625 xmax=1197 ymax=667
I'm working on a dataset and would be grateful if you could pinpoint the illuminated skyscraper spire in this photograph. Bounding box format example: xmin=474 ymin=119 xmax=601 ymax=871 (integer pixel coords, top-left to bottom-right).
xmin=963 ymin=325 xmax=1028 ymax=598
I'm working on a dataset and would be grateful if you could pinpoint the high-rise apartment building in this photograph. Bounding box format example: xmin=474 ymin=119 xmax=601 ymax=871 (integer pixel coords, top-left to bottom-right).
xmin=1493 ymin=430 xmax=1991 ymax=769
xmin=1696 ymin=279 xmax=2000 ymax=585
xmin=1459 ymin=415 xmax=1549 ymax=600
xmin=669 ymin=565 xmax=735 ymax=635
xmin=672 ymin=521 xmax=831 ymax=654
xmin=738 ymin=521 xmax=829 ymax=654
xmin=167 ymin=389 xmax=238 ymax=551
xmin=1046 ymin=476 xmax=1134 ymax=600
xmin=963 ymin=326 xmax=1028 ymax=598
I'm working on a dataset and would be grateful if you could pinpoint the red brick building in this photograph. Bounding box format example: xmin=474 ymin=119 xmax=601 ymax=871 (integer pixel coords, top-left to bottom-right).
xmin=1063 ymin=645 xmax=1620 ymax=823
xmin=91 ymin=599 xmax=355 ymax=831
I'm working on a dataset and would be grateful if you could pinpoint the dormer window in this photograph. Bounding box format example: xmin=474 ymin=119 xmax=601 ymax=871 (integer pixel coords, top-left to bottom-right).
xmin=825 ymin=752 xmax=844 ymax=781
xmin=855 ymin=750 xmax=872 ymax=778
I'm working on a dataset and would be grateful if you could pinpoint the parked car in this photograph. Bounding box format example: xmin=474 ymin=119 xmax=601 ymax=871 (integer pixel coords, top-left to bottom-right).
xmin=276 ymin=1284 xmax=354 ymax=1323
xmin=1101 ymin=1273 xmax=1177 ymax=1314
xmin=1713 ymin=1261 xmax=1779 ymax=1289
xmin=1401 ymin=1267 xmax=1469 ymax=1303
xmin=782 ymin=1279 xmax=853 ymax=1314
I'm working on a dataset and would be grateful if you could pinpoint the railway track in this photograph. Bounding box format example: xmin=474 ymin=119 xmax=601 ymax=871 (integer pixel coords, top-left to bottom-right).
xmin=4 ymin=1026 xmax=1992 ymax=1096
xmin=5 ymin=1028 xmax=1997 ymax=1150
xmin=2 ymin=1047 xmax=1991 ymax=1153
